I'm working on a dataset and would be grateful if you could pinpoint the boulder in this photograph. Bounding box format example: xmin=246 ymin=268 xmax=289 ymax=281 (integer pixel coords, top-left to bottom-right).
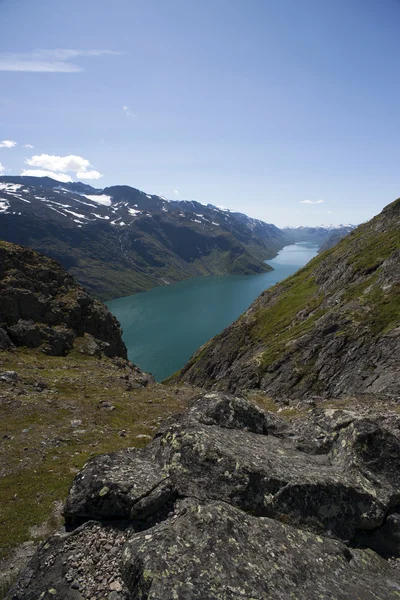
xmin=9 ymin=394 xmax=400 ymax=599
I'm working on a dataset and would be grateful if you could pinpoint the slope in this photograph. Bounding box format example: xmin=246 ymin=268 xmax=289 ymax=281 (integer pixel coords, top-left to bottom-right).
xmin=171 ymin=198 xmax=400 ymax=399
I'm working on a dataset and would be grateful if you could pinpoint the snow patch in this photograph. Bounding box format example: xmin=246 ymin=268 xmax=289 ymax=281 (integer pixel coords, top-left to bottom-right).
xmin=0 ymin=200 xmax=10 ymax=212
xmin=128 ymin=208 xmax=141 ymax=216
xmin=0 ymin=183 xmax=23 ymax=193
xmin=83 ymin=194 xmax=112 ymax=207
xmin=63 ymin=209 xmax=88 ymax=219
xmin=91 ymin=213 xmax=110 ymax=220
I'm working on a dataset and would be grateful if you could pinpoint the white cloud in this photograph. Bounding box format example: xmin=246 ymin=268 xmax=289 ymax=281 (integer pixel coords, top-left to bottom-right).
xmin=23 ymin=144 xmax=34 ymax=148
xmin=20 ymin=169 xmax=72 ymax=182
xmin=122 ymin=105 xmax=135 ymax=117
xmin=327 ymin=210 xmax=333 ymax=214
xmin=300 ymin=199 xmax=324 ymax=205
xmin=0 ymin=49 xmax=122 ymax=73
xmin=77 ymin=169 xmax=102 ymax=180
xmin=173 ymin=189 xmax=180 ymax=196
xmin=23 ymin=153 xmax=103 ymax=180
xmin=0 ymin=162 xmax=5 ymax=174
xmin=0 ymin=140 xmax=17 ymax=148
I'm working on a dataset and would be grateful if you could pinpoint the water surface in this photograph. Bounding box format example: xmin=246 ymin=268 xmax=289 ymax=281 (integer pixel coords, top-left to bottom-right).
xmin=107 ymin=243 xmax=319 ymax=381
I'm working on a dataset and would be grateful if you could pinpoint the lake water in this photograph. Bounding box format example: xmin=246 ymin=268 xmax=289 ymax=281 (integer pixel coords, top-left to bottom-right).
xmin=107 ymin=242 xmax=319 ymax=382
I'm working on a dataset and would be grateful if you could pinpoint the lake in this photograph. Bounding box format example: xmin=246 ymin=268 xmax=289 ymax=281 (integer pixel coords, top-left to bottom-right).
xmin=107 ymin=242 xmax=319 ymax=381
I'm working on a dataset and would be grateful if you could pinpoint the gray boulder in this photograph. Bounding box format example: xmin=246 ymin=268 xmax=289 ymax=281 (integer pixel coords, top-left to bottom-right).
xmin=8 ymin=394 xmax=400 ymax=599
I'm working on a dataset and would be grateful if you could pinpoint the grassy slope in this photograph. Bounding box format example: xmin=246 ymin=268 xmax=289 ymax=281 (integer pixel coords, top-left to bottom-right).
xmin=170 ymin=198 xmax=400 ymax=387
xmin=0 ymin=340 xmax=199 ymax=561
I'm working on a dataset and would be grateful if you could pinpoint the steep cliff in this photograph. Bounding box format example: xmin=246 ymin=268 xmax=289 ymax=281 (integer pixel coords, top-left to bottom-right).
xmin=0 ymin=241 xmax=126 ymax=358
xmin=172 ymin=198 xmax=400 ymax=399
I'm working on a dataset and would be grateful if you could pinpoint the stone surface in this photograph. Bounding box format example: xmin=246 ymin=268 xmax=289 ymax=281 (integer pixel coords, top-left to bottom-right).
xmin=0 ymin=241 xmax=127 ymax=358
xmin=122 ymin=501 xmax=400 ymax=600
xmin=8 ymin=393 xmax=400 ymax=599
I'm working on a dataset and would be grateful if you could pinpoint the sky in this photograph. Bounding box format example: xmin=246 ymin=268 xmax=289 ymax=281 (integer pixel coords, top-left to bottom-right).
xmin=1 ymin=0 xmax=400 ymax=226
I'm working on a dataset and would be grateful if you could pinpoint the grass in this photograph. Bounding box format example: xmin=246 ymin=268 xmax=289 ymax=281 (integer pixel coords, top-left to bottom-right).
xmin=0 ymin=343 xmax=198 ymax=562
xmin=250 ymin=265 xmax=324 ymax=368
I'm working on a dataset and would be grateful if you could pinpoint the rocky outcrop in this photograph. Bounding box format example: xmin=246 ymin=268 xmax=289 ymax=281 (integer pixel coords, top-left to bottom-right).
xmin=8 ymin=393 xmax=400 ymax=599
xmin=172 ymin=198 xmax=400 ymax=399
xmin=0 ymin=241 xmax=127 ymax=358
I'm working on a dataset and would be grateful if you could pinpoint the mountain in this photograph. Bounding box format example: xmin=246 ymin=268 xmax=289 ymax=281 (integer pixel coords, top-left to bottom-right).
xmin=318 ymin=226 xmax=356 ymax=252
xmin=0 ymin=176 xmax=288 ymax=300
xmin=171 ymin=198 xmax=400 ymax=399
xmin=283 ymin=224 xmax=356 ymax=246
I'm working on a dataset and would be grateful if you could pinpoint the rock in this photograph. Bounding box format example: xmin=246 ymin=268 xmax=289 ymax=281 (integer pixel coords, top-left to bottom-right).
xmin=10 ymin=393 xmax=400 ymax=599
xmin=0 ymin=242 xmax=127 ymax=358
xmin=0 ymin=371 xmax=18 ymax=383
xmin=0 ymin=327 xmax=14 ymax=350
xmin=63 ymin=394 xmax=400 ymax=547
xmin=109 ymin=580 xmax=122 ymax=592
xmin=121 ymin=501 xmax=400 ymax=600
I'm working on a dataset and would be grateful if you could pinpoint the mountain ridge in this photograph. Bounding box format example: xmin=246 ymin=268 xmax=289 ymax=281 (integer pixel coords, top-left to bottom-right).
xmin=0 ymin=176 xmax=289 ymax=300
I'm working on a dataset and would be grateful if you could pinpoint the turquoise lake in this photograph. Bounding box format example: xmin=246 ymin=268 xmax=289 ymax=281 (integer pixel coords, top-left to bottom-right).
xmin=107 ymin=242 xmax=319 ymax=382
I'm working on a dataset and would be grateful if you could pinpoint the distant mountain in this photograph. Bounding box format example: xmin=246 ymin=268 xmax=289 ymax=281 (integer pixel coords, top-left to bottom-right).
xmin=172 ymin=198 xmax=399 ymax=399
xmin=283 ymin=224 xmax=356 ymax=246
xmin=0 ymin=176 xmax=288 ymax=300
xmin=318 ymin=227 xmax=356 ymax=252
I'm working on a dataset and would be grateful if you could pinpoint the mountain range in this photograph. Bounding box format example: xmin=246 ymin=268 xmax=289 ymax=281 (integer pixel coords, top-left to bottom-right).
xmin=0 ymin=176 xmax=353 ymax=300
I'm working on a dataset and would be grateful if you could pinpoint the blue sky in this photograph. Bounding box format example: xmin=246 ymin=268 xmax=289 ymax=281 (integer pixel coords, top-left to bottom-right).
xmin=0 ymin=0 xmax=399 ymax=226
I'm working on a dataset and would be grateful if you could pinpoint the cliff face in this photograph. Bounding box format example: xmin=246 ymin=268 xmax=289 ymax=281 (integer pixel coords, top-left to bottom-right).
xmin=0 ymin=241 xmax=127 ymax=358
xmin=172 ymin=198 xmax=400 ymax=399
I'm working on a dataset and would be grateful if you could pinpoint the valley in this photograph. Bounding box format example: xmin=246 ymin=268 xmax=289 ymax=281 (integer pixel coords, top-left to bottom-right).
xmin=107 ymin=242 xmax=319 ymax=381
xmin=0 ymin=176 xmax=350 ymax=300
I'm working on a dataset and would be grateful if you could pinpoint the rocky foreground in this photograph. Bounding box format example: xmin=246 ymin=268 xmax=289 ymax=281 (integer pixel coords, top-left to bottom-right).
xmin=8 ymin=393 xmax=400 ymax=599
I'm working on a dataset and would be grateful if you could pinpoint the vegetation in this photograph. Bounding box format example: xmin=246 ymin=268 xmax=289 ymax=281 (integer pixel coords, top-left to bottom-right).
xmin=0 ymin=343 xmax=198 ymax=560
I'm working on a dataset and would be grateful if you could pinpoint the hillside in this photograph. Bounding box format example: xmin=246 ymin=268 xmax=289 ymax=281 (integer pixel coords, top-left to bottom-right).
xmin=172 ymin=198 xmax=400 ymax=399
xmin=0 ymin=176 xmax=288 ymax=300
xmin=0 ymin=242 xmax=198 ymax=586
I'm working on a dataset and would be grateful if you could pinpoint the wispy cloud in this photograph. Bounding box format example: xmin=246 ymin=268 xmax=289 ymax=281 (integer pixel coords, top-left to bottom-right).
xmin=0 ymin=162 xmax=5 ymax=174
xmin=0 ymin=49 xmax=123 ymax=73
xmin=0 ymin=140 xmax=17 ymax=148
xmin=122 ymin=105 xmax=135 ymax=117
xmin=300 ymin=199 xmax=324 ymax=205
xmin=23 ymin=144 xmax=34 ymax=148
xmin=22 ymin=153 xmax=103 ymax=180
xmin=173 ymin=189 xmax=180 ymax=196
